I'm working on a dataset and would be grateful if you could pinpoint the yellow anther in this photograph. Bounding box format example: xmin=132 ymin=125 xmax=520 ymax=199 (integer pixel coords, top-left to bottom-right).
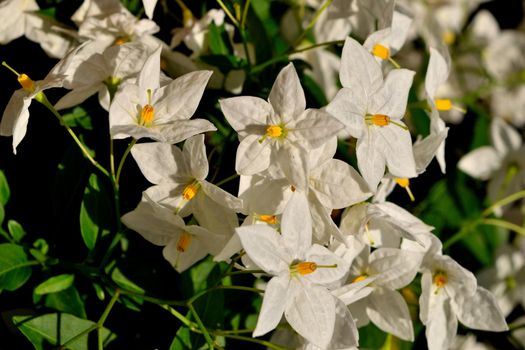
xmin=372 ymin=44 xmax=390 ymax=60
xmin=295 ymin=262 xmax=318 ymax=275
xmin=433 ymin=271 xmax=448 ymax=288
xmin=442 ymin=31 xmax=456 ymax=46
xmin=266 ymin=124 xmax=283 ymax=138
xmin=182 ymin=8 xmax=194 ymax=27
xmin=352 ymin=274 xmax=368 ymax=283
xmin=139 ymin=104 xmax=155 ymax=126
xmin=176 ymin=232 xmax=192 ymax=252
xmin=395 ymin=178 xmax=415 ymax=202
xmin=258 ymin=215 xmax=278 ymax=225
xmin=368 ymin=114 xmax=390 ymax=126
xmin=18 ymin=74 xmax=35 ymax=92
xmin=435 ymin=99 xmax=452 ymax=111
xmin=114 ymin=36 xmax=130 ymax=46
xmin=182 ymin=182 xmax=200 ymax=201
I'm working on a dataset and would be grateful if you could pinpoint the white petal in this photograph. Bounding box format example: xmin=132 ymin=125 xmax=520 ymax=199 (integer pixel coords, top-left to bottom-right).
xmin=375 ymin=124 xmax=417 ymax=179
xmin=325 ymin=87 xmax=366 ymax=139
xmin=131 ymin=142 xmax=187 ymax=184
xmin=162 ymin=233 xmax=208 ymax=273
xmin=291 ymin=109 xmax=344 ymax=149
xmin=238 ymin=175 xmax=292 ymax=215
xmin=219 ymin=96 xmax=272 ymax=135
xmin=277 ymin=143 xmax=309 ymax=191
xmin=491 ymin=117 xmax=522 ymax=156
xmin=183 ymin=134 xmax=209 ymax=180
xmin=154 ymin=70 xmax=213 ymax=122
xmin=324 ymin=298 xmax=359 ymax=349
xmin=413 ymin=129 xmax=449 ymax=174
xmin=253 ymin=274 xmax=289 ymax=337
xmin=142 ymin=0 xmax=158 ymax=19
xmin=367 ymin=288 xmax=414 ymax=341
xmin=281 ymin=192 xmax=312 ymax=258
xmin=455 ymin=286 xmax=508 ymax=331
xmin=0 ymin=91 xmax=32 ymax=154
xmin=138 ymin=45 xmax=161 ymax=90
xmin=310 ymin=159 xmax=371 ymax=209
xmin=356 ymin=132 xmax=386 ymax=191
xmin=425 ymin=47 xmax=450 ymax=98
xmin=425 ymin=296 xmax=457 ymax=350
xmin=235 ymin=134 xmax=271 ymax=175
xmin=236 ymin=225 xmax=289 ymax=275
xmin=304 ymin=244 xmax=349 ymax=286
xmin=268 ymin=63 xmax=306 ymax=124
xmin=200 ymin=180 xmax=243 ymax=211
xmin=285 ymin=281 xmax=336 ymax=349
xmin=340 ymin=37 xmax=383 ymax=94
xmin=370 ymin=69 xmax=415 ymax=120
xmin=458 ymin=146 xmax=501 ymax=180
xmin=369 ymin=248 xmax=422 ymax=290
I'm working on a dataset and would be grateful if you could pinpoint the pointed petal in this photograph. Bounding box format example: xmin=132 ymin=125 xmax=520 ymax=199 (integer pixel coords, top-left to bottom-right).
xmin=370 ymin=69 xmax=415 ymax=120
xmin=491 ymin=117 xmax=521 ymax=156
xmin=183 ymin=134 xmax=209 ymax=180
xmin=324 ymin=298 xmax=359 ymax=349
xmin=138 ymin=45 xmax=162 ymax=90
xmin=304 ymin=244 xmax=349 ymax=286
xmin=219 ymin=96 xmax=272 ymax=135
xmin=131 ymin=142 xmax=187 ymax=184
xmin=142 ymin=0 xmax=158 ymax=19
xmin=268 ymin=63 xmax=306 ymax=124
xmin=253 ymin=274 xmax=289 ymax=337
xmin=455 ymin=286 xmax=508 ymax=331
xmin=425 ymin=297 xmax=457 ymax=350
xmin=369 ymin=248 xmax=422 ymax=290
xmin=375 ymin=124 xmax=417 ymax=179
xmin=277 ymin=144 xmax=309 ymax=191
xmin=325 ymin=87 xmax=367 ymax=139
xmin=340 ymin=37 xmax=383 ymax=94
xmin=0 ymin=91 xmax=32 ymax=154
xmin=162 ymin=234 xmax=208 ymax=273
xmin=425 ymin=47 xmax=450 ymax=98
xmin=235 ymin=134 xmax=271 ymax=175
xmin=458 ymin=146 xmax=501 ymax=180
xmin=291 ymin=109 xmax=343 ymax=149
xmin=281 ymin=192 xmax=312 ymax=257
xmin=367 ymin=288 xmax=414 ymax=341
xmin=200 ymin=180 xmax=243 ymax=211
xmin=356 ymin=132 xmax=386 ymax=191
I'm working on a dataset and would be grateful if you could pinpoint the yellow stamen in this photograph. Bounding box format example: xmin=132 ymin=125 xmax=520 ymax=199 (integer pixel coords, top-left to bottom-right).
xmin=435 ymin=99 xmax=452 ymax=111
xmin=395 ymin=178 xmax=415 ymax=202
xmin=364 ymin=223 xmax=375 ymax=246
xmin=183 ymin=9 xmax=194 ymax=27
xmin=290 ymin=261 xmax=337 ymax=276
xmin=176 ymin=232 xmax=192 ymax=252
xmin=182 ymin=182 xmax=200 ymax=201
xmin=369 ymin=114 xmax=390 ymax=126
xmin=352 ymin=274 xmax=368 ymax=283
xmin=442 ymin=31 xmax=456 ymax=46
xmin=372 ymin=44 xmax=390 ymax=60
xmin=139 ymin=104 xmax=155 ymax=126
xmin=433 ymin=271 xmax=448 ymax=294
xmin=258 ymin=215 xmax=278 ymax=225
xmin=266 ymin=124 xmax=283 ymax=138
xmin=18 ymin=74 xmax=35 ymax=92
xmin=114 ymin=36 xmax=130 ymax=46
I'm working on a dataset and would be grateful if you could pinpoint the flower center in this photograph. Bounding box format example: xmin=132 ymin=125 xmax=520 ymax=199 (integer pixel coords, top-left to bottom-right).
xmin=266 ymin=124 xmax=283 ymax=138
xmin=139 ymin=104 xmax=155 ymax=126
xmin=435 ymin=99 xmax=452 ymax=111
xmin=290 ymin=261 xmax=337 ymax=276
xmin=176 ymin=232 xmax=192 ymax=252
xmin=182 ymin=182 xmax=200 ymax=201
xmin=366 ymin=114 xmax=390 ymax=126
xmin=433 ymin=270 xmax=448 ymax=293
xmin=257 ymin=215 xmax=278 ymax=225
xmin=114 ymin=35 xmax=131 ymax=46
xmin=352 ymin=274 xmax=368 ymax=283
xmin=18 ymin=74 xmax=35 ymax=92
xmin=372 ymin=44 xmax=390 ymax=60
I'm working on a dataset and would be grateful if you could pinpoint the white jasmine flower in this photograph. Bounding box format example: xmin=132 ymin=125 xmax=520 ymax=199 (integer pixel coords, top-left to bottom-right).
xmin=237 ymin=194 xmax=353 ymax=348
xmin=24 ymin=12 xmax=76 ymax=59
xmin=109 ymin=46 xmax=216 ymax=143
xmin=220 ymin=63 xmax=343 ymax=190
xmin=420 ymin=253 xmax=508 ymax=350
xmin=71 ymin=0 xmax=124 ymax=25
xmin=326 ymin=37 xmax=417 ymax=191
xmin=458 ymin=117 xmax=525 ymax=215
xmin=121 ymin=196 xmax=225 ymax=273
xmin=130 ymin=134 xmax=242 ymax=238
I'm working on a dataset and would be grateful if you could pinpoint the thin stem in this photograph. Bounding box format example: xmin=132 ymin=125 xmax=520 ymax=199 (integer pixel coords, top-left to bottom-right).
xmin=226 ymin=269 xmax=266 ymax=276
xmin=188 ymin=303 xmax=215 ymax=349
xmin=240 ymin=0 xmax=251 ymax=29
xmin=160 ymin=304 xmax=196 ymax=328
xmin=482 ymin=190 xmax=525 ymax=217
xmin=481 ymin=218 xmax=525 ymax=236
xmin=215 ymin=333 xmax=291 ymax=350
xmin=388 ymin=57 xmax=401 ymax=69
xmin=115 ymin=139 xmax=137 ymax=185
xmin=443 ymin=220 xmax=481 ymax=250
xmin=292 ymin=0 xmax=333 ymax=48
xmin=110 ymin=138 xmax=116 ymax=179
xmin=216 ymin=0 xmax=239 ymax=26
xmin=215 ymin=173 xmax=240 ymax=187
xmin=38 ymin=95 xmax=110 ymax=178
xmin=2 ymin=61 xmax=20 ymax=76
xmin=187 ymin=285 xmax=264 ymax=305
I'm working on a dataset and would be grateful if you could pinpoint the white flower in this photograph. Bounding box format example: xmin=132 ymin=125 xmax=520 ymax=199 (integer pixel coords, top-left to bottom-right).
xmin=326 ymin=37 xmax=416 ymax=191
xmin=458 ymin=117 xmax=525 ymax=215
xmin=24 ymin=12 xmax=76 ymax=59
xmin=0 ymin=0 xmax=39 ymax=45
xmin=420 ymin=254 xmax=508 ymax=350
xmin=142 ymin=0 xmax=158 ymax=19
xmin=109 ymin=46 xmax=216 ymax=143
xmin=121 ymin=196 xmax=225 ymax=273
xmin=237 ymin=194 xmax=353 ymax=348
xmin=220 ymin=63 xmax=343 ymax=190
xmin=71 ymin=0 xmax=124 ymax=25
xmin=130 ymin=134 xmax=242 ymax=238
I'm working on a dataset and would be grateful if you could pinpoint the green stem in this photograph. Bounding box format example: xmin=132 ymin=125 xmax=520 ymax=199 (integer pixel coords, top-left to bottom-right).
xmin=188 ymin=303 xmax=215 ymax=349
xmin=216 ymin=0 xmax=239 ymax=26
xmin=187 ymin=285 xmax=263 ymax=305
xmin=482 ymin=190 xmax=525 ymax=217
xmin=214 ymin=333 xmax=290 ymax=350
xmin=215 ymin=173 xmax=240 ymax=187
xmin=443 ymin=220 xmax=481 ymax=250
xmin=110 ymin=138 xmax=116 ymax=179
xmin=160 ymin=304 xmax=196 ymax=328
xmin=292 ymin=0 xmax=333 ymax=48
xmin=115 ymin=139 xmax=137 ymax=185
xmin=240 ymin=0 xmax=251 ymax=29
xmin=38 ymin=95 xmax=110 ymax=178
xmin=481 ymin=218 xmax=525 ymax=236
xmin=226 ymin=269 xmax=265 ymax=276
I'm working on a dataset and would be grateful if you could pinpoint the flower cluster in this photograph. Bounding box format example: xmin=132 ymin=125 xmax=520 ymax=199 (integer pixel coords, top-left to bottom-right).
xmin=1 ymin=0 xmax=524 ymax=349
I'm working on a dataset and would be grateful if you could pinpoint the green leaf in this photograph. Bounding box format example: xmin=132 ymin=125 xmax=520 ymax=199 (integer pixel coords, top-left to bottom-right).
xmin=169 ymin=326 xmax=192 ymax=350
xmin=62 ymin=106 xmax=93 ymax=130
xmin=0 ymin=170 xmax=10 ymax=205
xmin=13 ymin=313 xmax=113 ymax=350
xmin=79 ymin=173 xmax=112 ymax=250
xmin=0 ymin=243 xmax=33 ymax=291
xmin=45 ymin=286 xmax=87 ymax=318
xmin=208 ymin=22 xmax=233 ymax=56
xmin=111 ymin=267 xmax=144 ymax=311
xmin=7 ymin=220 xmax=26 ymax=242
xmin=35 ymin=274 xmax=75 ymax=295
xmin=199 ymin=54 xmax=245 ymax=73
xmin=0 ymin=202 xmax=5 ymax=227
